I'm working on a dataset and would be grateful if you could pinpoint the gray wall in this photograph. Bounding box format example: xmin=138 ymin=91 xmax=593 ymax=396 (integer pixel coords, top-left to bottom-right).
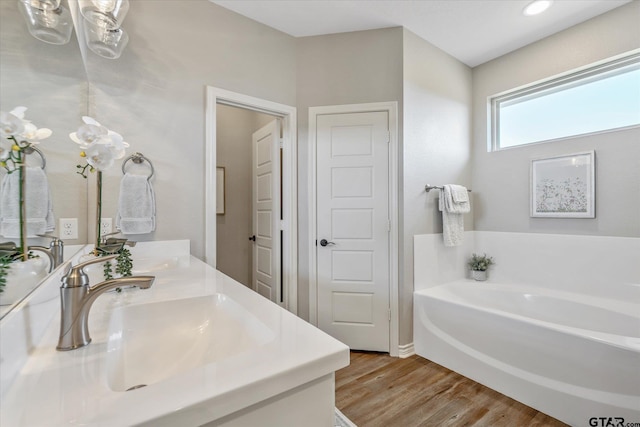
xmin=401 ymin=29 xmax=473 ymax=346
xmin=472 ymin=1 xmax=640 ymax=237
xmin=83 ymin=0 xmax=297 ymax=258
xmin=216 ymin=104 xmax=275 ymax=287
xmin=295 ymin=27 xmax=404 ymax=321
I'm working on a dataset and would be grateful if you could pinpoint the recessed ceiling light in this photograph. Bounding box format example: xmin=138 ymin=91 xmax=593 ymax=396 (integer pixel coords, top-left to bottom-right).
xmin=523 ymin=0 xmax=553 ymax=16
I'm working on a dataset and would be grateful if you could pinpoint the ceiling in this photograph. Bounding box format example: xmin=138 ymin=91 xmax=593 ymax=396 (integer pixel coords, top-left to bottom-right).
xmin=211 ymin=0 xmax=631 ymax=67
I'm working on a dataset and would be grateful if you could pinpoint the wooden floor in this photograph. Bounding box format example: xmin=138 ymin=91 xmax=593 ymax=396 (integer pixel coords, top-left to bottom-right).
xmin=335 ymin=351 xmax=569 ymax=427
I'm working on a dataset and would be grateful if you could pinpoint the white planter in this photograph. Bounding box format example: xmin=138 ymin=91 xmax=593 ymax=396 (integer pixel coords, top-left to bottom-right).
xmin=471 ymin=270 xmax=488 ymax=281
xmin=0 ymin=257 xmax=48 ymax=306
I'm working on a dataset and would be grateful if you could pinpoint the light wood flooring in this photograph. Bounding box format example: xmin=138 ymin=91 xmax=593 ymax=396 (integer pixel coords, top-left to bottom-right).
xmin=335 ymin=351 xmax=569 ymax=427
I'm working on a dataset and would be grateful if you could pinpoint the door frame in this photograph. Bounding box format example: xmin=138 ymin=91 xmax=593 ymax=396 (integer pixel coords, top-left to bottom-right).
xmin=206 ymin=86 xmax=298 ymax=314
xmin=308 ymin=102 xmax=399 ymax=356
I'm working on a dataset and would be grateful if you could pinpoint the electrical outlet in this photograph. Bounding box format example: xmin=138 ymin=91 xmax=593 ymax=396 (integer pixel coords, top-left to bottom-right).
xmin=100 ymin=218 xmax=113 ymax=236
xmin=59 ymin=218 xmax=78 ymax=239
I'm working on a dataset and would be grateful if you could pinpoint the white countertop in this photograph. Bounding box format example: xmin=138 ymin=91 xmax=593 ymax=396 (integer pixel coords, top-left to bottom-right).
xmin=0 ymin=241 xmax=349 ymax=426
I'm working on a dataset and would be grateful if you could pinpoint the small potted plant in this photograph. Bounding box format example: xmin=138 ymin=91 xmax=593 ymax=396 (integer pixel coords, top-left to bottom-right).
xmin=468 ymin=253 xmax=494 ymax=281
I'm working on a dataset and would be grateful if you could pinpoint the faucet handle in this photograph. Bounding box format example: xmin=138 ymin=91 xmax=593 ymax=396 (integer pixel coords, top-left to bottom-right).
xmin=37 ymin=233 xmax=61 ymax=243
xmin=62 ymin=254 xmax=118 ymax=288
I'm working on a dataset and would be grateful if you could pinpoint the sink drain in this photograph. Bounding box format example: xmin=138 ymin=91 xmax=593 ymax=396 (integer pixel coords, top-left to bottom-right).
xmin=126 ymin=384 xmax=147 ymax=391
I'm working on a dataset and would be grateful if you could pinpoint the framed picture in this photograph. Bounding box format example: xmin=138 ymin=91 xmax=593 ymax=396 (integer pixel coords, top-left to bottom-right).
xmin=530 ymin=151 xmax=595 ymax=218
xmin=216 ymin=167 xmax=225 ymax=215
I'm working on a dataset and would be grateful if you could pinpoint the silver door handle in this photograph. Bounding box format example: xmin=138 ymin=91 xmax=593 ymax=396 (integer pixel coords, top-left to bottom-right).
xmin=319 ymin=239 xmax=335 ymax=247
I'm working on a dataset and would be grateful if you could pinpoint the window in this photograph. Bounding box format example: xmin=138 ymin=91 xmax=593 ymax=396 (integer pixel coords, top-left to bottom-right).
xmin=491 ymin=52 xmax=640 ymax=150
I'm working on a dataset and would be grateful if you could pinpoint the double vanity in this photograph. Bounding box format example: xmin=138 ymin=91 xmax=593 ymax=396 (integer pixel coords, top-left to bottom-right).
xmin=0 ymin=240 xmax=349 ymax=426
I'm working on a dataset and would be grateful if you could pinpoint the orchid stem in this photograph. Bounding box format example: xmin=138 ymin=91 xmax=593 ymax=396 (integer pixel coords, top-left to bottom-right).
xmin=96 ymin=170 xmax=102 ymax=248
xmin=18 ymin=153 xmax=27 ymax=262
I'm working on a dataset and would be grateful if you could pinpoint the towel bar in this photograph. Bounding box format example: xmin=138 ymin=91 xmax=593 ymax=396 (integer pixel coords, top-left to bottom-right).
xmin=425 ymin=184 xmax=471 ymax=193
xmin=122 ymin=152 xmax=154 ymax=180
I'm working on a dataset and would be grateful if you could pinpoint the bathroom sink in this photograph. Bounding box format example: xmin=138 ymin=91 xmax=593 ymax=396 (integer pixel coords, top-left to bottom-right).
xmin=106 ymin=294 xmax=275 ymax=392
xmin=130 ymin=255 xmax=187 ymax=273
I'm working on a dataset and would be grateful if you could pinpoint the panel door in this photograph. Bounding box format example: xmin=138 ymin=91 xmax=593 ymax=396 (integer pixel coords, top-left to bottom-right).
xmin=252 ymin=119 xmax=280 ymax=303
xmin=316 ymin=111 xmax=390 ymax=352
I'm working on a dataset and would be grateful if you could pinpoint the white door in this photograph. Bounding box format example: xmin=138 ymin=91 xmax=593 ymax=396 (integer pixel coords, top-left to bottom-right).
xmin=251 ymin=120 xmax=280 ymax=303
xmin=316 ymin=111 xmax=390 ymax=352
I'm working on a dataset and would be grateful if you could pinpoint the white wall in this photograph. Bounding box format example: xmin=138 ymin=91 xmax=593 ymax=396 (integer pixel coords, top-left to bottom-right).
xmin=216 ymin=104 xmax=274 ymax=287
xmin=414 ymin=232 xmax=640 ymax=302
xmin=83 ymin=0 xmax=297 ymax=258
xmin=401 ymin=29 xmax=473 ymax=345
xmin=472 ymin=2 xmax=640 ymax=238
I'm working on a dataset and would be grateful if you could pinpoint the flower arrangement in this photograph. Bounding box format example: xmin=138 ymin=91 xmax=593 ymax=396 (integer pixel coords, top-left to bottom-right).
xmin=70 ymin=116 xmax=129 ymax=177
xmin=70 ymin=116 xmax=133 ymax=278
xmin=0 ymin=106 xmax=52 ymax=284
xmin=0 ymin=107 xmax=51 ymax=292
xmin=468 ymin=253 xmax=494 ymax=272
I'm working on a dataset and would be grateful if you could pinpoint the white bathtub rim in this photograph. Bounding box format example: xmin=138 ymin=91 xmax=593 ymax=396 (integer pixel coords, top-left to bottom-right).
xmin=416 ymin=306 xmax=639 ymax=412
xmin=415 ymin=281 xmax=639 ymax=316
xmin=414 ymin=282 xmax=640 ymax=353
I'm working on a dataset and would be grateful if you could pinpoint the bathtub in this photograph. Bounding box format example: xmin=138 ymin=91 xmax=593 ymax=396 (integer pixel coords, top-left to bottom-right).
xmin=414 ymin=281 xmax=640 ymax=426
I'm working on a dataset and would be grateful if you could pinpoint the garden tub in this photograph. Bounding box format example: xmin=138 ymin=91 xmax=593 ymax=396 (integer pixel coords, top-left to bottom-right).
xmin=413 ymin=281 xmax=640 ymax=426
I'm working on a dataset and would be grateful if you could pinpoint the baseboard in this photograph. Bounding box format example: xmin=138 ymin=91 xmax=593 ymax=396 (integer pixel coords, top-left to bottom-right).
xmin=398 ymin=342 xmax=415 ymax=358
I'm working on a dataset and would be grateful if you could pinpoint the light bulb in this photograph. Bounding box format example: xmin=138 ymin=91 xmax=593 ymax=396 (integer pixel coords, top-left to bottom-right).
xmin=523 ymin=0 xmax=553 ymax=16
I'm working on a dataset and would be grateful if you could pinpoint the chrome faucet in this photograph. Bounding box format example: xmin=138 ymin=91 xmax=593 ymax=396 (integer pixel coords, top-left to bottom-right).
xmin=28 ymin=236 xmax=64 ymax=273
xmin=100 ymin=231 xmax=137 ymax=248
xmin=56 ymin=254 xmax=155 ymax=351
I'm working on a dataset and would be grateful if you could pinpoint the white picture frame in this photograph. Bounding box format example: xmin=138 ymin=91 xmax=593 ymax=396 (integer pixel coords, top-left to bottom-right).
xmin=216 ymin=167 xmax=225 ymax=215
xmin=531 ymin=151 xmax=595 ymax=218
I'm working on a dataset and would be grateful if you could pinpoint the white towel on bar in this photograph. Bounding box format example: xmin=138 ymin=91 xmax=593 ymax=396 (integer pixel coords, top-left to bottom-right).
xmin=439 ymin=184 xmax=470 ymax=247
xmin=0 ymin=167 xmax=55 ymax=238
xmin=116 ymin=173 xmax=156 ymax=235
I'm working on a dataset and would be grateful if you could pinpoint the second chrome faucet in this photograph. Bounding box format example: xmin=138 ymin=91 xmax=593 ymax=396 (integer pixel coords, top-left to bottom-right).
xmin=56 ymin=254 xmax=155 ymax=351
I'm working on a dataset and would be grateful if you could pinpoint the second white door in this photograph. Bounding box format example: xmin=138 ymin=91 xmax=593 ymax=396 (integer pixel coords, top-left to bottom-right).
xmin=252 ymin=119 xmax=280 ymax=304
xmin=316 ymin=111 xmax=390 ymax=352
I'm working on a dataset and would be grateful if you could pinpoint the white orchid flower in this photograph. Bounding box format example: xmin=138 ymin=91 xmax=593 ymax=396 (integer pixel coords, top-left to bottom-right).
xmin=9 ymin=106 xmax=27 ymax=119
xmin=73 ymin=116 xmax=130 ymax=171
xmin=0 ymin=108 xmax=27 ymax=138
xmin=70 ymin=123 xmax=108 ymax=148
xmin=20 ymin=122 xmax=52 ymax=144
xmin=105 ymin=130 xmax=130 ymax=159
xmin=84 ymin=142 xmax=116 ymax=171
xmin=0 ymin=139 xmax=13 ymax=161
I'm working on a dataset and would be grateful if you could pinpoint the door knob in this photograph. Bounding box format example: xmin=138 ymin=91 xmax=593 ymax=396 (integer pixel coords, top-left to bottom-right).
xmin=319 ymin=239 xmax=335 ymax=247
xmin=249 ymin=235 xmax=256 ymax=241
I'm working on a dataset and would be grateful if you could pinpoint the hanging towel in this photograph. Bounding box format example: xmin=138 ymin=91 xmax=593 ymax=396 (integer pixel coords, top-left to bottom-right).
xmin=439 ymin=184 xmax=470 ymax=247
xmin=0 ymin=167 xmax=55 ymax=238
xmin=116 ymin=173 xmax=156 ymax=234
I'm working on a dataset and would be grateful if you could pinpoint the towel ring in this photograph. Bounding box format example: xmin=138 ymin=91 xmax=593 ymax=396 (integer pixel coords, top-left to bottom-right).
xmin=122 ymin=152 xmax=154 ymax=180
xmin=21 ymin=146 xmax=46 ymax=169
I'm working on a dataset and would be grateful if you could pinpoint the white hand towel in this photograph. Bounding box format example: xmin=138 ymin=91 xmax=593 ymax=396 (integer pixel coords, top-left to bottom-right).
xmin=116 ymin=173 xmax=156 ymax=235
xmin=450 ymin=184 xmax=470 ymax=206
xmin=444 ymin=184 xmax=470 ymax=214
xmin=439 ymin=184 xmax=470 ymax=247
xmin=0 ymin=167 xmax=55 ymax=238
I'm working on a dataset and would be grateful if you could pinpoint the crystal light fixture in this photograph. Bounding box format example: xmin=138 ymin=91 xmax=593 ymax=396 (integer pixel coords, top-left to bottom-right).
xmin=78 ymin=0 xmax=129 ymax=30
xmin=78 ymin=0 xmax=130 ymax=59
xmin=84 ymin=24 xmax=129 ymax=59
xmin=18 ymin=0 xmax=73 ymax=45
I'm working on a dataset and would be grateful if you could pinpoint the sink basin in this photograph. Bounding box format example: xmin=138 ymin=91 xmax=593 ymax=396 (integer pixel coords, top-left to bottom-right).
xmin=106 ymin=294 xmax=275 ymax=392
xmin=83 ymin=256 xmax=186 ymax=284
